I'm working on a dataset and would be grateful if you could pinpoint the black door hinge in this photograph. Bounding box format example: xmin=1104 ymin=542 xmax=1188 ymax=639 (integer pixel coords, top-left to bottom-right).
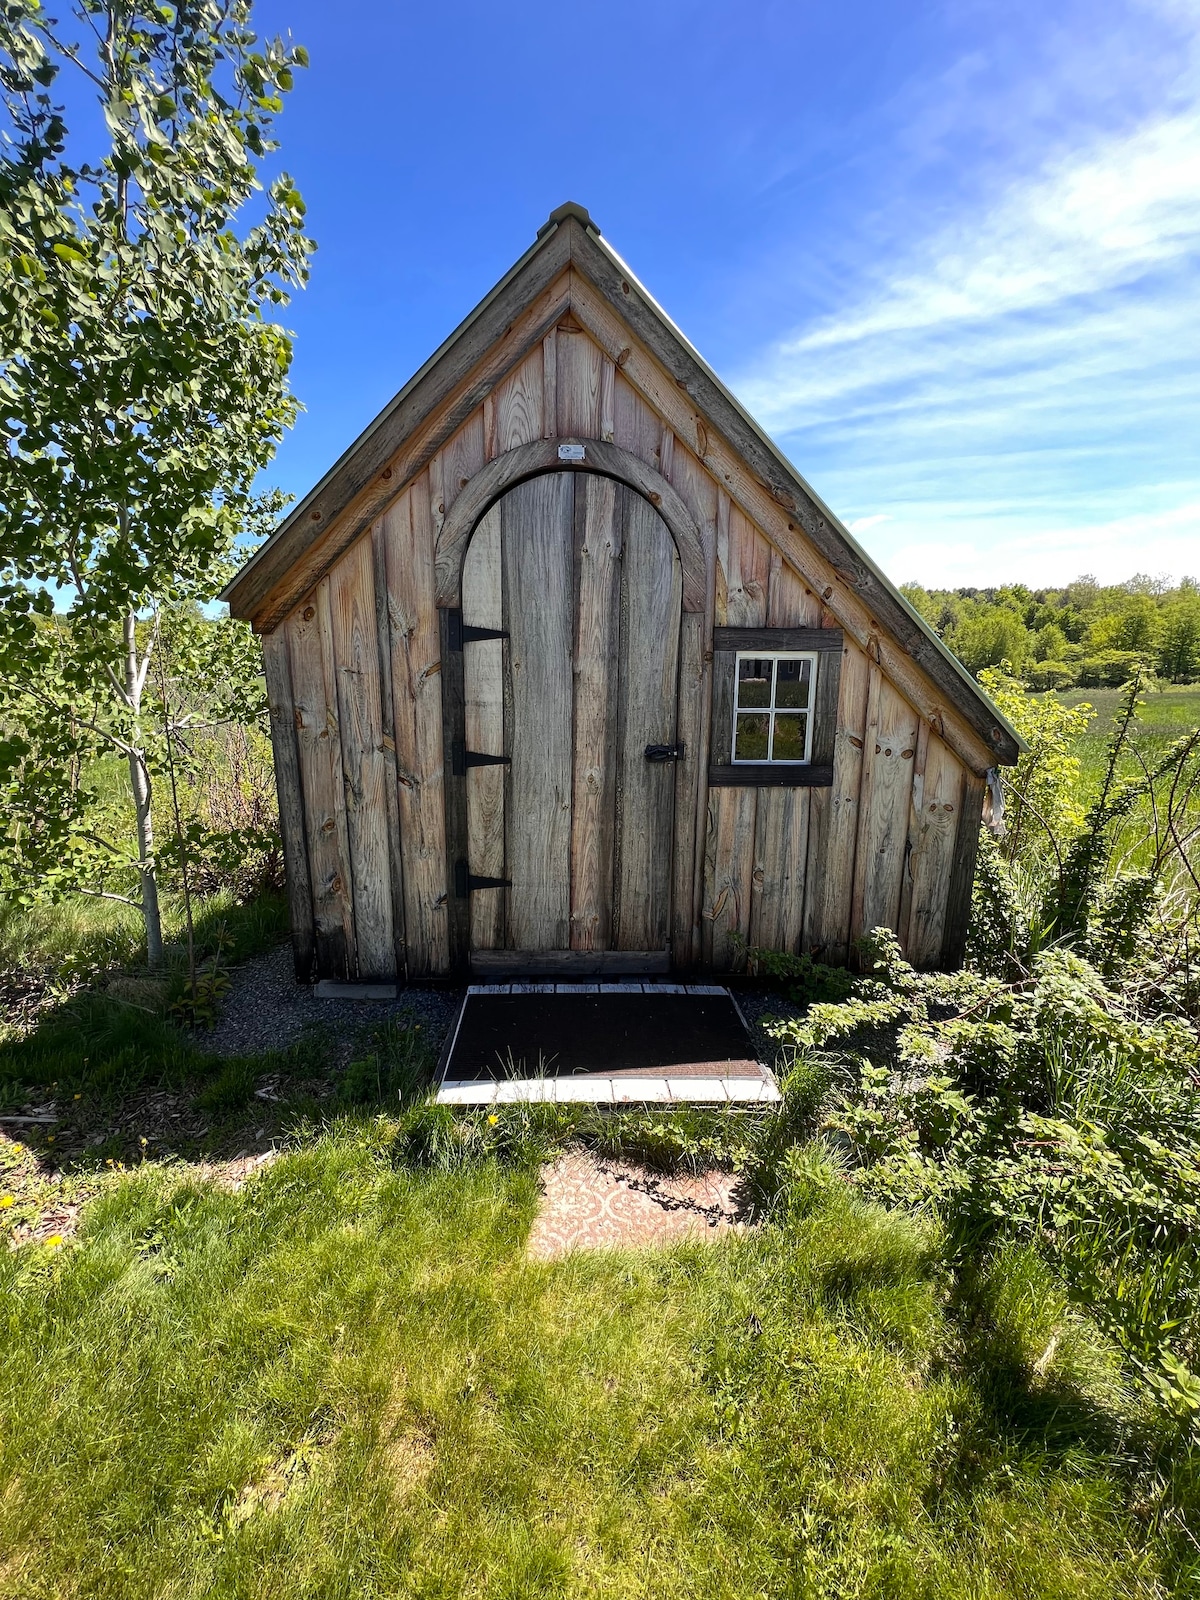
xmin=455 ymin=859 xmax=512 ymax=899
xmin=447 ymin=608 xmax=509 ymax=651
xmin=644 ymin=742 xmax=686 ymax=762
xmin=451 ymin=740 xmax=512 ymax=778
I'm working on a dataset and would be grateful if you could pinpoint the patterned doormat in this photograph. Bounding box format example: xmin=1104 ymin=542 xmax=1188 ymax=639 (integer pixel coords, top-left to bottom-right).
xmin=526 ymin=1150 xmax=746 ymax=1260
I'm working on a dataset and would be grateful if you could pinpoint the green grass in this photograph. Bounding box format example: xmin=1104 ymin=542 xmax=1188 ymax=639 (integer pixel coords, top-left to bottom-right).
xmin=0 ymin=1126 xmax=1177 ymax=1599
xmin=1056 ymin=683 xmax=1200 ymax=799
xmin=0 ymin=886 xmax=289 ymax=980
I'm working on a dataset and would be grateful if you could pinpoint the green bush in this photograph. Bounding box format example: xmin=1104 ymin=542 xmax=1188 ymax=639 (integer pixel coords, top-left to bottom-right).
xmin=1025 ymin=659 xmax=1077 ymax=691
xmin=1077 ymin=650 xmax=1143 ymax=687
xmin=763 ymin=930 xmax=1200 ymax=1444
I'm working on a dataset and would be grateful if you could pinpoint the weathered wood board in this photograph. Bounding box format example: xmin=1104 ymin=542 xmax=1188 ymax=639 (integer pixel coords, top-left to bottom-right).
xmin=381 ymin=481 xmax=449 ymax=975
xmin=569 ymin=475 xmax=621 ymax=951
xmin=852 ymin=676 xmax=922 ymax=942
xmin=260 ymin=629 xmax=315 ymax=980
xmin=328 ymin=534 xmax=395 ymax=979
xmin=286 ymin=583 xmax=355 ymax=978
xmin=704 ymin=786 xmax=757 ymax=970
xmin=804 ymin=639 xmax=872 ymax=963
xmin=903 ymin=727 xmax=965 ymax=967
xmin=503 ymin=472 xmax=575 ymax=950
xmin=613 ymin=485 xmax=682 ymax=949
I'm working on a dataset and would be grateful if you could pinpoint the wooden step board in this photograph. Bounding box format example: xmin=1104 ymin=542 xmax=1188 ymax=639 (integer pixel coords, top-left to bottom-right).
xmin=435 ymin=983 xmax=781 ymax=1106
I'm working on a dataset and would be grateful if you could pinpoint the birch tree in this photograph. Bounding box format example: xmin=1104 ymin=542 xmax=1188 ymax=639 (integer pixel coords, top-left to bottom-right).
xmin=0 ymin=0 xmax=311 ymax=963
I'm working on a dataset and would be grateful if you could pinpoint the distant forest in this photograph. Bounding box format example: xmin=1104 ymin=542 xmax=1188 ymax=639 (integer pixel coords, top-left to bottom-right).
xmin=900 ymin=574 xmax=1200 ymax=689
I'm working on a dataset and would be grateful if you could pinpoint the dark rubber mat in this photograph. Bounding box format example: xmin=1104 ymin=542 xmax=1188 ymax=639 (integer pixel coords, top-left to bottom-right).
xmin=443 ymin=991 xmax=762 ymax=1082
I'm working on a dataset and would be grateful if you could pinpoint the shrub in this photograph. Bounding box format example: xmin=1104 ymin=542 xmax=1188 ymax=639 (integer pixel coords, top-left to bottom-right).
xmin=1077 ymin=650 xmax=1143 ymax=687
xmin=1025 ymin=660 xmax=1077 ymax=691
xmin=762 ymin=930 xmax=1200 ymax=1441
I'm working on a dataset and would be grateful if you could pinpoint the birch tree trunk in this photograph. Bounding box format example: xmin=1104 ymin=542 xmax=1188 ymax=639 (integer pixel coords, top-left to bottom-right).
xmin=125 ymin=610 xmax=163 ymax=967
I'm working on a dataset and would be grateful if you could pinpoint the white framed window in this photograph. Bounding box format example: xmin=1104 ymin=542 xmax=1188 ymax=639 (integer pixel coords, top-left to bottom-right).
xmin=732 ymin=651 xmax=817 ymax=765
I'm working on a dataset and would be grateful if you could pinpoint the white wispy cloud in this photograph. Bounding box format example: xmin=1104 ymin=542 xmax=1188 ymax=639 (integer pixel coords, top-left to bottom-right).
xmin=739 ymin=30 xmax=1200 ymax=588
xmin=793 ymin=109 xmax=1200 ymax=353
xmin=887 ymin=499 xmax=1200 ymax=589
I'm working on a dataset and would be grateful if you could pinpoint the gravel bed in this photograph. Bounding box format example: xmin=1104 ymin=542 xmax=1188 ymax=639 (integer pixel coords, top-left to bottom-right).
xmin=202 ymin=943 xmax=462 ymax=1063
xmin=730 ymin=985 xmax=807 ymax=1069
xmin=203 ymin=946 xmax=805 ymax=1076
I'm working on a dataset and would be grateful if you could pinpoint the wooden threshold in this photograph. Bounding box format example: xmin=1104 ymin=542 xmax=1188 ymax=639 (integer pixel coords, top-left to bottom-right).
xmin=469 ymin=949 xmax=671 ymax=977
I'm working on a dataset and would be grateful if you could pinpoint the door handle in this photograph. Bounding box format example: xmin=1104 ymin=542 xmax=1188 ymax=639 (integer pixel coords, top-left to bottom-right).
xmin=644 ymin=742 xmax=685 ymax=762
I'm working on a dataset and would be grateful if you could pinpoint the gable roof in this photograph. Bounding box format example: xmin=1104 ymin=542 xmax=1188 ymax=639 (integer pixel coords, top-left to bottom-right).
xmin=223 ymin=202 xmax=1021 ymax=766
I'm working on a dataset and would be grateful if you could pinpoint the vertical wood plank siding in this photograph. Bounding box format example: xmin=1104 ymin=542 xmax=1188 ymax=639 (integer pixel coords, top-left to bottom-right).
xmin=503 ymin=473 xmax=575 ymax=949
xmin=703 ymin=494 xmax=771 ymax=967
xmin=556 ymin=329 xmax=604 ymax=436
xmin=371 ymin=521 xmax=409 ymax=976
xmin=613 ymin=486 xmax=682 ymax=949
xmin=260 ymin=629 xmax=315 ymax=979
xmin=804 ymin=639 xmax=872 ymax=965
xmin=328 ymin=535 xmax=396 ymax=978
xmin=569 ymin=476 xmax=622 ymax=950
xmin=612 ymin=372 xmax=663 ymax=467
xmin=941 ymin=771 xmax=986 ymax=969
xmin=286 ymin=585 xmax=355 ymax=977
xmin=660 ymin=436 xmax=717 ymax=967
xmin=851 ymin=676 xmax=922 ymax=942
xmin=381 ymin=483 xmax=450 ymax=974
xmin=489 ymin=349 xmax=544 ymax=457
xmin=748 ymin=557 xmax=822 ymax=955
xmin=903 ymin=728 xmax=966 ymax=966
xmin=272 ymin=320 xmax=979 ymax=980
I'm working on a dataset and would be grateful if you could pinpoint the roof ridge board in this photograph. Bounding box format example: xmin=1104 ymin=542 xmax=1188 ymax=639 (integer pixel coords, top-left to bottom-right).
xmin=567 ymin=225 xmax=1024 ymax=762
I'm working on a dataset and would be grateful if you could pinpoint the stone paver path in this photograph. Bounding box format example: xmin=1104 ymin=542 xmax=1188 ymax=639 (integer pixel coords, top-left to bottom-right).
xmin=527 ymin=1150 xmax=745 ymax=1260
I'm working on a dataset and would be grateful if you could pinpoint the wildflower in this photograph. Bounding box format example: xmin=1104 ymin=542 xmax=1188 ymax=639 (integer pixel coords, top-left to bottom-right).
xmin=487 ymin=1114 xmax=499 ymax=1126
xmin=0 ymin=1196 xmax=13 ymax=1209
xmin=46 ymin=1135 xmax=55 ymax=1144
xmin=74 ymin=1094 xmax=81 ymax=1101
xmin=45 ymin=1235 xmax=63 ymax=1249
xmin=139 ymin=1136 xmax=148 ymax=1146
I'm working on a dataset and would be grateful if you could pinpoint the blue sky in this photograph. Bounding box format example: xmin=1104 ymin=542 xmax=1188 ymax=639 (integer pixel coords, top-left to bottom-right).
xmin=252 ymin=0 xmax=1200 ymax=590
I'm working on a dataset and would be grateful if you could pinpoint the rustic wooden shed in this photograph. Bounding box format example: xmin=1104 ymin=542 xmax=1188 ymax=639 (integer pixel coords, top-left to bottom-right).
xmin=223 ymin=203 xmax=1021 ymax=984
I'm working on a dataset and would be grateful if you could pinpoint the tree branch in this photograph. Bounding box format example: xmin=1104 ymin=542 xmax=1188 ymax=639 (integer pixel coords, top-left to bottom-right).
xmin=0 ymin=676 xmax=134 ymax=757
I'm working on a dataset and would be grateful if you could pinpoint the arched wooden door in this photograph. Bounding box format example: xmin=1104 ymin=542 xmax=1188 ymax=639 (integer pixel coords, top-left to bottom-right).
xmin=460 ymin=471 xmax=683 ymax=967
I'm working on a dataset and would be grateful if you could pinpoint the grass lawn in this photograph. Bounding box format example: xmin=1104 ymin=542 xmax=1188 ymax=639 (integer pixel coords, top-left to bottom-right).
xmin=0 ymin=1119 xmax=1176 ymax=1599
xmin=1056 ymin=683 xmax=1200 ymax=798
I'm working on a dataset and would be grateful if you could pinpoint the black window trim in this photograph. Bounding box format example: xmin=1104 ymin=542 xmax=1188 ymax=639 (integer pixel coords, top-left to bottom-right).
xmin=709 ymin=626 xmax=843 ymax=789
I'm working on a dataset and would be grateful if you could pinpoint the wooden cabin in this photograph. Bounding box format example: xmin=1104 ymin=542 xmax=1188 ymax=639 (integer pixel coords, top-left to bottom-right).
xmin=223 ymin=203 xmax=1021 ymax=983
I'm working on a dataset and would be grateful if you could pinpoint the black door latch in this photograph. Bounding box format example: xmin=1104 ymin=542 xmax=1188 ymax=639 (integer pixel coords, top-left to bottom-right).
xmin=644 ymin=742 xmax=685 ymax=762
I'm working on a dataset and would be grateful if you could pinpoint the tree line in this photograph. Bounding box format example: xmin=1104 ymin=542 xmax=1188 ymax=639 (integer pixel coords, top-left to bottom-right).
xmin=901 ymin=574 xmax=1200 ymax=689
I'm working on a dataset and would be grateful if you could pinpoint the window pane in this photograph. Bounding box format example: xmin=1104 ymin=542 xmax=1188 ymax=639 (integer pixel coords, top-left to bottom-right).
xmin=771 ymin=713 xmax=808 ymax=762
xmin=775 ymin=657 xmax=812 ymax=709
xmin=734 ymin=712 xmax=770 ymax=761
xmin=736 ymin=657 xmax=772 ymax=709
